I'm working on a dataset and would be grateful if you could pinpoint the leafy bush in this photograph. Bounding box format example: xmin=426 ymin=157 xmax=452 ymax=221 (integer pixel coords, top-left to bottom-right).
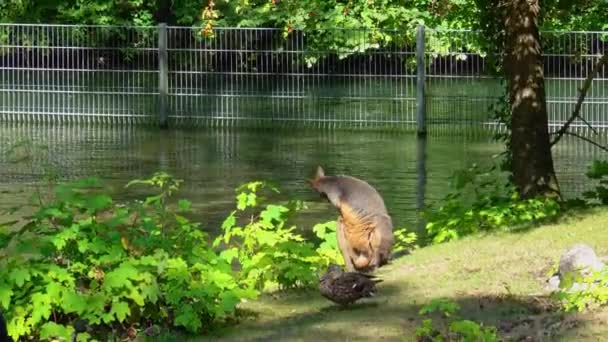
xmin=419 ymin=298 xmax=461 ymax=317
xmin=393 ymin=228 xmax=418 ymax=253
xmin=214 ymin=181 xmax=342 ymax=291
xmin=423 ymin=164 xmax=561 ymax=244
xmin=415 ymin=298 xmax=498 ymax=342
xmin=0 ymin=174 xmax=341 ymax=340
xmin=0 ymin=173 xmax=256 ymax=340
xmin=582 ymin=160 xmax=608 ymax=205
xmin=555 ymin=267 xmax=608 ymax=312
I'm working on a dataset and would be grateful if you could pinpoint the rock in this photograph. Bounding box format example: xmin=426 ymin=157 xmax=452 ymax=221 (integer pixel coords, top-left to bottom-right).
xmin=558 ymin=244 xmax=604 ymax=276
xmin=545 ymin=275 xmax=561 ymax=292
xmin=546 ymin=243 xmax=606 ymax=292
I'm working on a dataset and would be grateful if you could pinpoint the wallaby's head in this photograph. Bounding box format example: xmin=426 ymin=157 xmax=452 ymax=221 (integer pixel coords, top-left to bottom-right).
xmin=309 ymin=165 xmax=327 ymax=198
xmin=309 ymin=165 xmax=341 ymax=207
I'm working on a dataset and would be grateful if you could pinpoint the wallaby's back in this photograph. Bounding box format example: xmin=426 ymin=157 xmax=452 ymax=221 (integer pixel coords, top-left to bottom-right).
xmin=321 ymin=175 xmax=389 ymax=216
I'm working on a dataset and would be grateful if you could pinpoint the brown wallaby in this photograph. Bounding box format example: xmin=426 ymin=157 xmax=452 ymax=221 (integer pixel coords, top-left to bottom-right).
xmin=309 ymin=166 xmax=394 ymax=273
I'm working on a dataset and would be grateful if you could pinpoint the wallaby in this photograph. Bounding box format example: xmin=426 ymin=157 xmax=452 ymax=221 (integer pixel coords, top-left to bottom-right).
xmin=309 ymin=166 xmax=394 ymax=273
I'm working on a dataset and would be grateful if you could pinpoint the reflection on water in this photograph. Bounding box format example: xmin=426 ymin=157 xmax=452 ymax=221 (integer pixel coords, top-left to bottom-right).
xmin=0 ymin=123 xmax=602 ymax=236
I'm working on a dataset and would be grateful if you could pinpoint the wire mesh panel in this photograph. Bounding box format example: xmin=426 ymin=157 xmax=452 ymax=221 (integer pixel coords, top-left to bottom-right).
xmin=0 ymin=24 xmax=159 ymax=124
xmin=424 ymin=28 xmax=608 ymax=134
xmin=165 ymin=27 xmax=417 ymax=128
xmin=0 ymin=24 xmax=606 ymax=131
xmin=424 ymin=29 xmax=503 ymax=134
xmin=541 ymin=31 xmax=608 ymax=132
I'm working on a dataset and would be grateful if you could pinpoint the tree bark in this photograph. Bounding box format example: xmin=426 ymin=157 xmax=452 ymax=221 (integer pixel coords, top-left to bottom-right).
xmin=503 ymin=0 xmax=561 ymax=199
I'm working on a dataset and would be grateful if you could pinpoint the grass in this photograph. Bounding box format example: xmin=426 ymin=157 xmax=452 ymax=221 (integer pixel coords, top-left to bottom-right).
xmin=185 ymin=208 xmax=608 ymax=341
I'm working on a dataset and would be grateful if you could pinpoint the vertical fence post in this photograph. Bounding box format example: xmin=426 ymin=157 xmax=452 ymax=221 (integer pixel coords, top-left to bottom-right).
xmin=158 ymin=23 xmax=169 ymax=128
xmin=416 ymin=24 xmax=427 ymax=136
xmin=415 ymin=134 xmax=427 ymax=233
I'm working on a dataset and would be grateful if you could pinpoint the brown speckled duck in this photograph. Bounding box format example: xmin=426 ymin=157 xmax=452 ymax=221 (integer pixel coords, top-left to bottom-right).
xmin=319 ymin=264 xmax=382 ymax=306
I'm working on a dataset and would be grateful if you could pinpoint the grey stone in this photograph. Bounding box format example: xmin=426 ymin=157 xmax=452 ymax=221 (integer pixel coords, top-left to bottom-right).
xmin=545 ymin=275 xmax=561 ymax=292
xmin=546 ymin=243 xmax=605 ymax=292
xmin=558 ymin=244 xmax=605 ymax=276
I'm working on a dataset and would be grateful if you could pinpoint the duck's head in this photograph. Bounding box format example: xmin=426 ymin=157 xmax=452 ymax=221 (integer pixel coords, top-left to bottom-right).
xmin=320 ymin=264 xmax=345 ymax=282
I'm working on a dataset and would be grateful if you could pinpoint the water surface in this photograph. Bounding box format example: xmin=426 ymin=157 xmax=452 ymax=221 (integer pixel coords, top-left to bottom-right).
xmin=0 ymin=124 xmax=601 ymax=237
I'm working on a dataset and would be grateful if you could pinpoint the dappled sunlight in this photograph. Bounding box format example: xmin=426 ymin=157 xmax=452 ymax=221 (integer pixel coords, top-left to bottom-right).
xmin=211 ymin=210 xmax=608 ymax=339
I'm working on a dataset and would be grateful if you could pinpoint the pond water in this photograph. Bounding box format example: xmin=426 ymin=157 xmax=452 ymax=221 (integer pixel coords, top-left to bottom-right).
xmin=0 ymin=124 xmax=602 ymax=238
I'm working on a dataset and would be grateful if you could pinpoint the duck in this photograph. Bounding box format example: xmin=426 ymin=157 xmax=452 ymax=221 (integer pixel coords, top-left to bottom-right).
xmin=318 ymin=264 xmax=382 ymax=306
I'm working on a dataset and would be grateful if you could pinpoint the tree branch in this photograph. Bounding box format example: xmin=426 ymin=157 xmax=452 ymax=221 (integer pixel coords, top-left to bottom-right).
xmin=550 ymin=131 xmax=608 ymax=153
xmin=550 ymin=53 xmax=608 ymax=147
xmin=577 ymin=114 xmax=600 ymax=136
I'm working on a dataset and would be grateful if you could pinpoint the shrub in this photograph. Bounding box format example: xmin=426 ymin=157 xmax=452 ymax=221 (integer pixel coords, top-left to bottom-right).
xmin=393 ymin=228 xmax=418 ymax=253
xmin=214 ymin=181 xmax=342 ymax=291
xmin=423 ymin=164 xmax=560 ymax=244
xmin=0 ymin=174 xmax=256 ymax=340
xmin=555 ymin=267 xmax=608 ymax=312
xmin=582 ymin=160 xmax=608 ymax=205
xmin=415 ymin=298 xmax=498 ymax=342
xmin=0 ymin=174 xmax=341 ymax=340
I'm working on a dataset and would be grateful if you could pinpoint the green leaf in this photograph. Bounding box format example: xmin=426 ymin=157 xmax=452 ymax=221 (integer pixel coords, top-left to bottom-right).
xmin=140 ymin=282 xmax=160 ymax=304
xmin=85 ymin=194 xmax=113 ymax=211
xmin=125 ymin=178 xmax=154 ymax=188
xmin=52 ymin=225 xmax=78 ymax=250
xmin=39 ymin=207 xmax=68 ymax=220
xmin=217 ymin=291 xmax=240 ymax=316
xmin=219 ymin=248 xmax=239 ymax=263
xmin=45 ymin=281 xmax=64 ymax=299
xmin=40 ymin=322 xmax=74 ymax=341
xmin=127 ymin=287 xmax=146 ymax=306
xmin=260 ymin=204 xmax=289 ymax=224
xmin=174 ymin=304 xmax=202 ymax=332
xmin=110 ymin=301 xmax=130 ymax=322
xmin=9 ymin=268 xmax=31 ymax=287
xmin=77 ymin=238 xmax=90 ymax=253
xmin=419 ymin=298 xmax=460 ymax=316
xmin=221 ymin=211 xmax=236 ymax=231
xmin=233 ymin=286 xmax=259 ymax=300
xmin=30 ymin=292 xmax=52 ymax=324
xmin=0 ymin=284 xmax=11 ymax=309
xmin=312 ymin=221 xmax=336 ymax=238
xmin=61 ymin=291 xmax=88 ymax=314
xmin=104 ymin=264 xmax=140 ymax=289
xmin=236 ymin=193 xmax=249 ymax=210
xmin=177 ymin=199 xmax=192 ymax=212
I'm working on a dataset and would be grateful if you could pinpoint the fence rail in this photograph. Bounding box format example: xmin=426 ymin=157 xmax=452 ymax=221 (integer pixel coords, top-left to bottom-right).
xmin=0 ymin=23 xmax=606 ymax=131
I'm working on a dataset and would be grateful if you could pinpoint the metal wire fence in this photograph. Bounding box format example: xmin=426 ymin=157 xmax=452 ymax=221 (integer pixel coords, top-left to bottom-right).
xmin=0 ymin=24 xmax=159 ymax=124
xmin=0 ymin=23 xmax=607 ymax=131
xmin=165 ymin=27 xmax=416 ymax=128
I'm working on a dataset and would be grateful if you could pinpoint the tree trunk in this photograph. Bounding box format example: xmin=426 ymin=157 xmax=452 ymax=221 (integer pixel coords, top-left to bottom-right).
xmin=155 ymin=0 xmax=172 ymax=24
xmin=503 ymin=0 xmax=561 ymax=199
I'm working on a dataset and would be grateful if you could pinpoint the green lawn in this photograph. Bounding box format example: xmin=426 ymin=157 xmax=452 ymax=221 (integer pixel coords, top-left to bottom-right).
xmin=191 ymin=208 xmax=608 ymax=341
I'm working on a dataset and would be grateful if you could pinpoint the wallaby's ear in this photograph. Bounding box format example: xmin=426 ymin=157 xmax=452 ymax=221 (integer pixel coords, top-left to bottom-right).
xmin=308 ymin=165 xmax=324 ymax=190
xmin=315 ymin=165 xmax=325 ymax=179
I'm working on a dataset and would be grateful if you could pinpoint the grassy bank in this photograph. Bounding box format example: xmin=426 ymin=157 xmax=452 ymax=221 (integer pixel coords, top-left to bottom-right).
xmin=202 ymin=208 xmax=608 ymax=341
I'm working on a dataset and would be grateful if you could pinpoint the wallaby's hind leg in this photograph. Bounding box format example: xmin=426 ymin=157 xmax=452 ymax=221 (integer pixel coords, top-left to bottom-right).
xmin=337 ymin=217 xmax=356 ymax=272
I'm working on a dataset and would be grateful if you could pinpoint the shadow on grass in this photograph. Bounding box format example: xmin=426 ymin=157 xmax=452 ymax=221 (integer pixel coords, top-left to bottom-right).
xmin=185 ymin=285 xmax=598 ymax=342
xmin=224 ymin=296 xmax=600 ymax=341
xmin=507 ymin=206 xmax=598 ymax=236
